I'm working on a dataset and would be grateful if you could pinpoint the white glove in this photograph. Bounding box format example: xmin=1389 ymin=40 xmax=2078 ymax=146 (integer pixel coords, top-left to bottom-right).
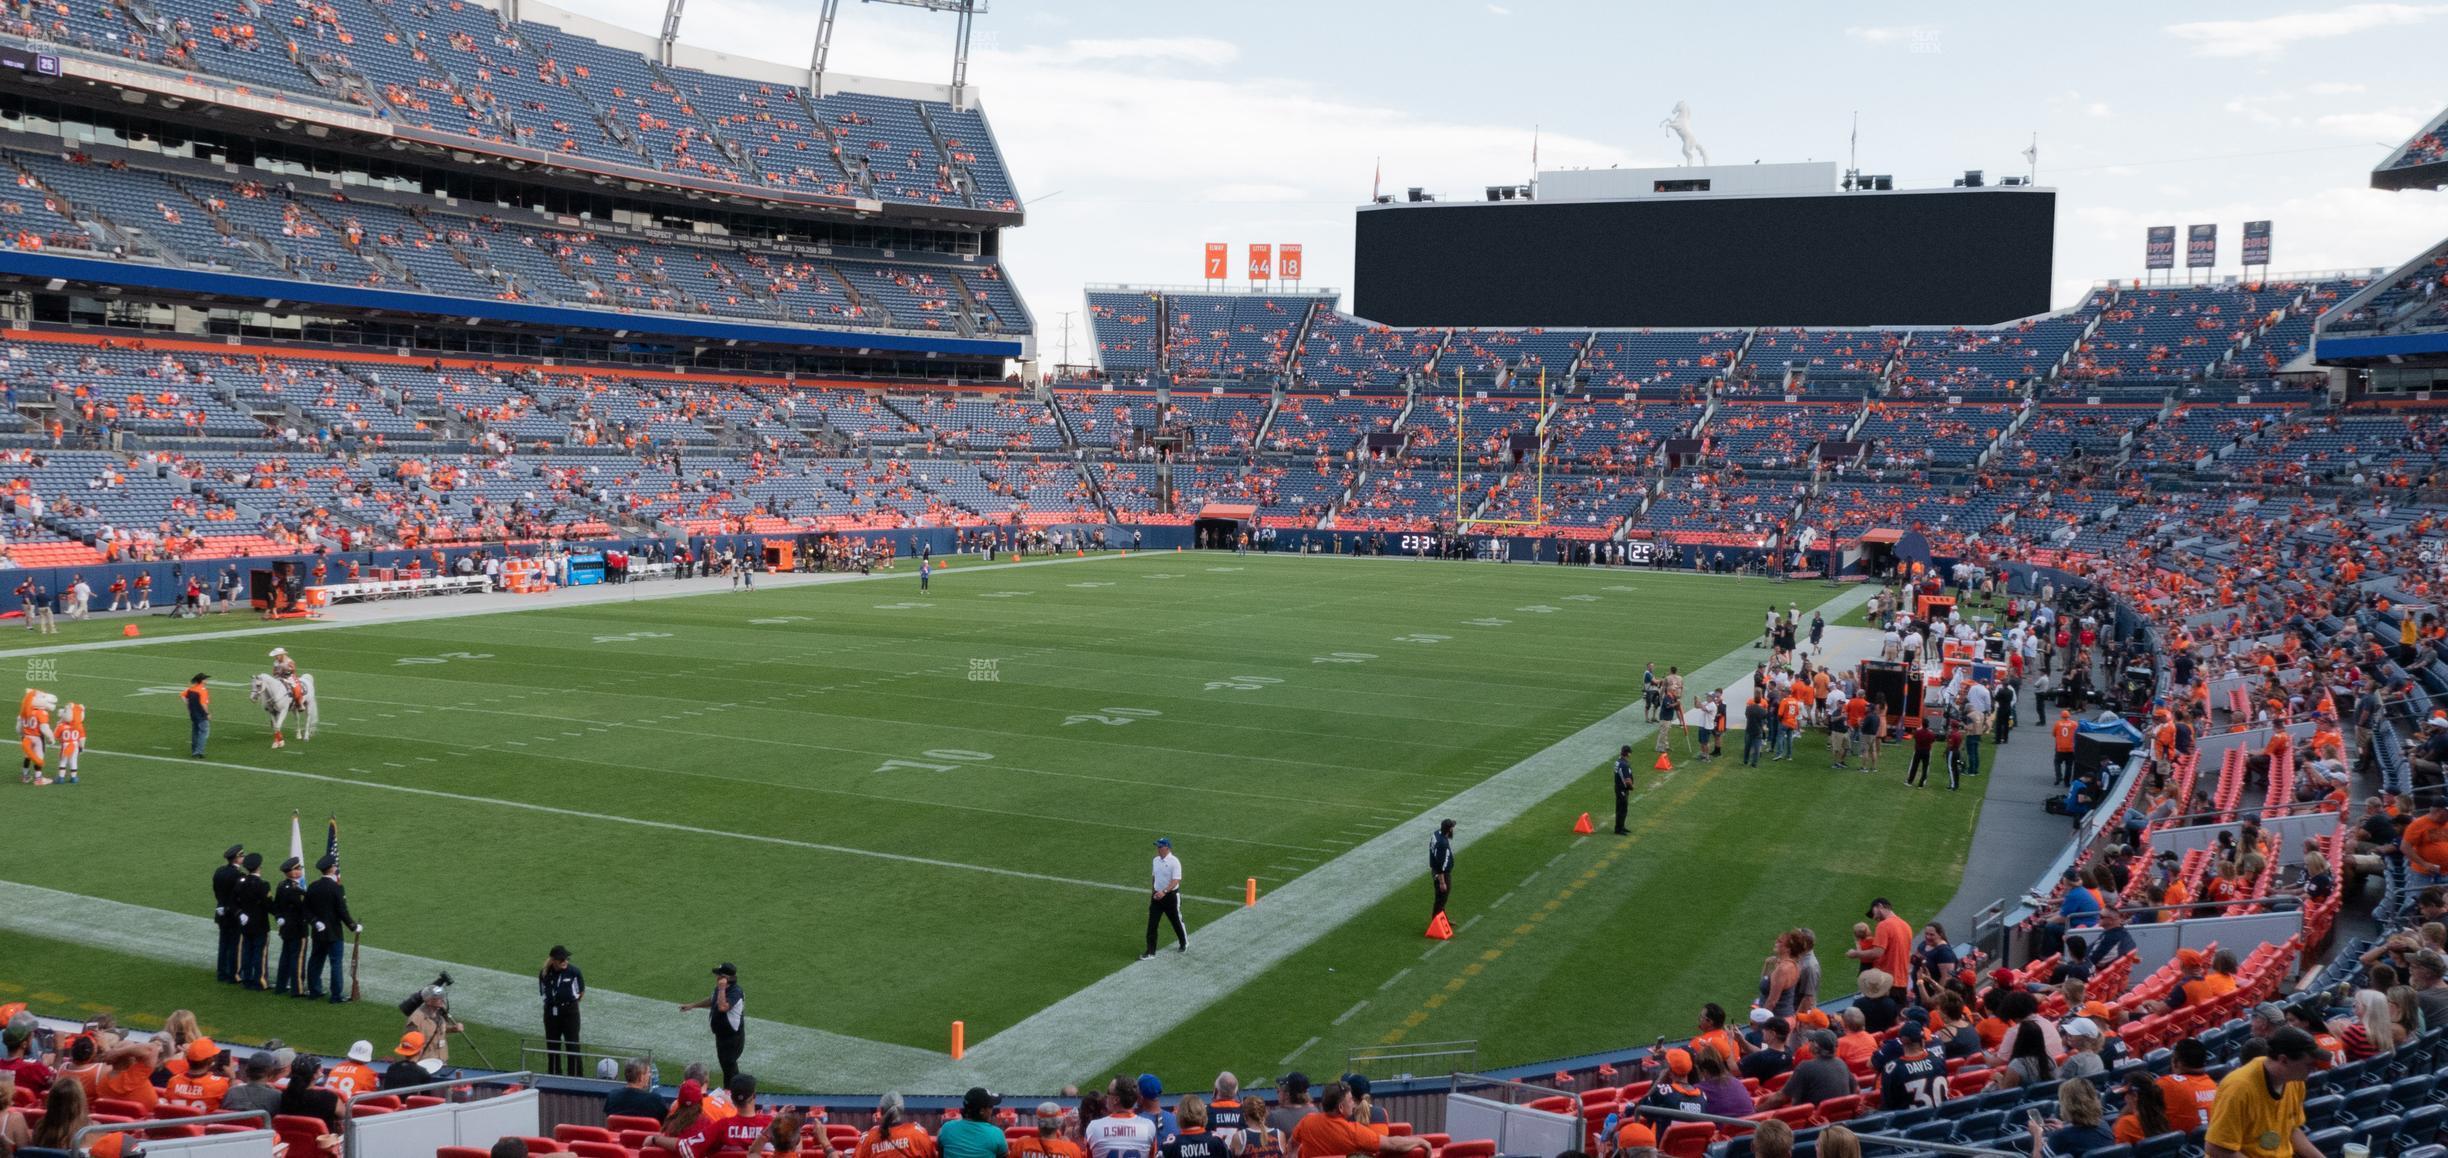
xmin=314 ymin=921 xmax=326 ymax=932
xmin=214 ymin=907 xmax=225 ymax=918
xmin=354 ymin=924 xmax=365 ymax=934
xmin=238 ymin=913 xmax=248 ymax=927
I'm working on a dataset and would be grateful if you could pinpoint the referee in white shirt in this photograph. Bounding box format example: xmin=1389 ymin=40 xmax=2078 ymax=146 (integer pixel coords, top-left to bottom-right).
xmin=1143 ymin=837 xmax=1187 ymax=959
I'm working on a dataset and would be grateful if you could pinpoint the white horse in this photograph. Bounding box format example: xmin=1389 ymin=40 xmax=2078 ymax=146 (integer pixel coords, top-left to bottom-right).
xmin=249 ymin=673 xmax=318 ymax=748
xmin=1661 ymin=101 xmax=1710 ymax=167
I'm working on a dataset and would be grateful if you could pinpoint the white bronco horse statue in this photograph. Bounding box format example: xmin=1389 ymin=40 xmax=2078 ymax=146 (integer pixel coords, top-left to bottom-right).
xmin=249 ymin=672 xmax=318 ymax=748
xmin=1661 ymin=101 xmax=1710 ymax=167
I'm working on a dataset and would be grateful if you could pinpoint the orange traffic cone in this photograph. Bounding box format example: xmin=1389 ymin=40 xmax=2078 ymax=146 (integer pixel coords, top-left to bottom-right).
xmin=1572 ymin=812 xmax=1594 ymax=835
xmin=1425 ymin=912 xmax=1454 ymax=940
xmin=122 ymin=623 xmax=140 ymax=638
xmin=1654 ymin=753 xmax=1673 ymax=771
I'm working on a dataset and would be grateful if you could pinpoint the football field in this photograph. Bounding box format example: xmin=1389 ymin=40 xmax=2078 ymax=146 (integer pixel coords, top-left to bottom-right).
xmin=0 ymin=553 xmax=1980 ymax=1091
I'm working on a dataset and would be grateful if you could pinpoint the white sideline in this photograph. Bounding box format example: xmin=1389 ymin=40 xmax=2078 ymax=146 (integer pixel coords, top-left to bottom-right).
xmin=0 ymin=550 xmax=1129 ymax=661
xmin=0 ymin=878 xmax=943 ymax=1088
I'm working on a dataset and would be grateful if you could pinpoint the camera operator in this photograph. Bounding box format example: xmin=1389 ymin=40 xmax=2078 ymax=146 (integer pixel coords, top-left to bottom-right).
xmin=402 ymin=981 xmax=463 ymax=1065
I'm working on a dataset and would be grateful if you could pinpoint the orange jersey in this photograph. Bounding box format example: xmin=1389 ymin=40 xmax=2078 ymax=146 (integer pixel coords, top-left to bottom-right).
xmin=2158 ymin=1073 xmax=2218 ymax=1132
xmin=164 ymin=1072 xmax=230 ymax=1113
xmin=324 ymin=1060 xmax=377 ymax=1099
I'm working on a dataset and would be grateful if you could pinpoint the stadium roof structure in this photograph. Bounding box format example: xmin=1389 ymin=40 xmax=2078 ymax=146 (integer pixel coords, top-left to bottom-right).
xmin=2372 ymin=103 xmax=2448 ymax=191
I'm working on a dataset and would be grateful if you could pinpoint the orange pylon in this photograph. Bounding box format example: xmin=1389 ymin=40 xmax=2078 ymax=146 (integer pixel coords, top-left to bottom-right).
xmin=1425 ymin=912 xmax=1454 ymax=940
xmin=1654 ymin=753 xmax=1673 ymax=771
xmin=1572 ymin=812 xmax=1594 ymax=835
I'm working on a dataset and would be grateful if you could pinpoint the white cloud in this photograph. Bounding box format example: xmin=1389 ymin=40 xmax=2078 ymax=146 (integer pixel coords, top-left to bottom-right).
xmin=2315 ymin=107 xmax=2434 ymax=141
xmin=2086 ymin=102 xmax=2114 ymax=119
xmin=1485 ymin=4 xmax=1512 ymax=15
xmin=2307 ymin=82 xmax=2369 ymax=96
xmin=1017 ymin=37 xmax=1239 ymax=68
xmin=2166 ymin=3 xmax=2448 ymax=58
xmin=1844 ymin=25 xmax=1915 ymax=44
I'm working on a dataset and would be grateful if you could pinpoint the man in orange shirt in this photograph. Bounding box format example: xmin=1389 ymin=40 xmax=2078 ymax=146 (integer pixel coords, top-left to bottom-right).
xmin=1691 ymin=1004 xmax=1739 ymax=1067
xmin=1836 ymin=693 xmax=1870 ymax=771
xmin=2156 ymin=1039 xmax=2219 ymax=1133
xmin=163 ymin=1040 xmax=231 ymax=1113
xmin=324 ymin=1041 xmax=378 ymax=1100
xmin=1012 ymin=1103 xmax=1083 ymax=1158
xmin=1287 ymin=1083 xmax=1425 ymax=1158
xmin=2179 ymin=950 xmax=2239 ymax=1008
xmin=2403 ymin=802 xmax=2448 ymax=886
xmin=2053 ymin=710 xmax=2080 ymax=786
xmin=93 ymin=1041 xmax=159 ymax=1113
xmin=1869 ymin=898 xmax=1913 ymax=980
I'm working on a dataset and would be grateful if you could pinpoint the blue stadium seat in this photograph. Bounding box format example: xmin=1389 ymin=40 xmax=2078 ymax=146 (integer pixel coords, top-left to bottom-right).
xmin=2390 ymin=1076 xmax=2441 ymax=1113
xmin=2355 ymin=1114 xmax=2405 ymax=1154
xmin=2308 ymin=1127 xmax=2357 ymax=1157
xmin=2131 ymin=1132 xmax=2186 ymax=1158
xmin=2350 ymin=1086 xmax=2397 ymax=1121
xmin=2307 ymin=1095 xmax=2348 ymax=1129
xmin=1949 ymin=1110 xmax=2006 ymax=1144
xmin=2393 ymin=1106 xmax=2445 ymax=1153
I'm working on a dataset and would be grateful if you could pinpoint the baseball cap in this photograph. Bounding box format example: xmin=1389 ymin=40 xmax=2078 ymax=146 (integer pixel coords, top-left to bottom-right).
xmin=2175 ymin=948 xmax=2206 ymax=968
xmin=1278 ymin=1072 xmax=1310 ymax=1094
xmin=2061 ymin=1018 xmax=2101 ymax=1039
xmin=186 ymin=1038 xmax=223 ymax=1065
xmin=1664 ymin=1048 xmax=1693 ymax=1077
xmin=1748 ymin=1007 xmax=1774 ymax=1025
xmin=1901 ymin=1006 xmax=1930 ymax=1023
xmin=1341 ymin=1074 xmax=1372 ymax=1099
xmin=2265 ymin=1027 xmax=2324 ymax=1062
xmin=549 ymin=945 xmax=571 ymax=962
xmin=2250 ymin=1002 xmax=2288 ymax=1025
xmin=1154 ymin=837 xmax=1171 ymax=848
xmin=712 ymin=962 xmax=738 ymax=977
xmin=728 ymin=1074 xmax=758 ymax=1102
xmin=1895 ymin=1021 xmax=1926 ymax=1043
xmin=1137 ymin=1074 xmax=1163 ymax=1101
xmin=348 ymin=1040 xmax=374 ymax=1063
xmin=393 ymin=1032 xmax=426 ymax=1058
xmin=677 ymin=1080 xmax=706 ymax=1107
xmin=965 ymin=1087 xmax=1001 ymax=1114
xmin=224 ymin=844 xmax=246 ymax=860
xmin=1036 ymin=1102 xmax=1064 ymax=1120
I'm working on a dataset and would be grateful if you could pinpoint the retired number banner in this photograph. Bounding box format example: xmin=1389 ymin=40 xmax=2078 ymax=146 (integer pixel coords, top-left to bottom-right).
xmin=1203 ymin=242 xmax=1227 ymax=280
xmin=1248 ymin=243 xmax=1272 ymax=282
xmin=1280 ymin=244 xmax=1303 ymax=280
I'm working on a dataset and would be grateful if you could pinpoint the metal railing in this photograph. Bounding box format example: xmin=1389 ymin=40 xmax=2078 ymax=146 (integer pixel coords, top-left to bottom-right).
xmin=73 ymin=1109 xmax=274 ymax=1152
xmin=517 ymin=1039 xmax=653 ymax=1080
xmin=345 ymin=1070 xmax=535 ymax=1113
xmin=1629 ymin=1104 xmax=2020 ymax=1158
xmin=1347 ymin=1040 xmax=1478 ymax=1081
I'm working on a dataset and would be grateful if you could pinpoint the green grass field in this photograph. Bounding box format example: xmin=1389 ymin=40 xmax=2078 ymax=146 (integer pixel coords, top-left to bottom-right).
xmin=0 ymin=554 xmax=1982 ymax=1090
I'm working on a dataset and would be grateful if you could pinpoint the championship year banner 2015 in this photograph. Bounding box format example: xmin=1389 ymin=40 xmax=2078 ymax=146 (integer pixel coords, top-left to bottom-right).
xmin=1280 ymin=243 xmax=1303 ymax=281
xmin=2145 ymin=226 xmax=2176 ymax=271
xmin=2185 ymin=224 xmax=2217 ymax=270
xmin=1247 ymin=243 xmax=1272 ymax=282
xmin=1203 ymin=242 xmax=1227 ymax=280
xmin=2241 ymin=221 xmax=2271 ymax=267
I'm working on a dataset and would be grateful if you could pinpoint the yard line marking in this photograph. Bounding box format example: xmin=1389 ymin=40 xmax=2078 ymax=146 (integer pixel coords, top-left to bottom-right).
xmin=92 ymin=749 xmax=1242 ymax=907
xmin=1546 ymin=851 xmax=1569 ymax=868
xmin=1378 ymin=968 xmax=1412 ymax=992
xmin=1332 ymin=1000 xmax=1369 ymax=1026
xmin=1488 ymin=890 xmax=1516 ymax=910
xmin=1457 ymin=914 xmax=1483 ymax=934
xmin=382 ymin=761 xmax=406 ymax=768
xmin=0 ymin=878 xmax=939 ymax=1092
xmin=1278 ymin=1036 xmax=1321 ymax=1067
xmin=903 ymin=582 xmax=1880 ymax=1091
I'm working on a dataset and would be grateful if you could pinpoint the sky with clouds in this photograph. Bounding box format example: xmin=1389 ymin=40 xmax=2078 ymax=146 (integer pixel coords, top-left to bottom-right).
xmin=575 ymin=0 xmax=2443 ymax=356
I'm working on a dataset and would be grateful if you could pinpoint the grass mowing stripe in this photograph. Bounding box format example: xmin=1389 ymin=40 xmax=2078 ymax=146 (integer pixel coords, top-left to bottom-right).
xmin=0 ymin=879 xmax=940 ymax=1090
xmin=95 ymin=749 xmax=1243 ymax=906
xmin=24 ymin=558 xmax=1803 ymax=1072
